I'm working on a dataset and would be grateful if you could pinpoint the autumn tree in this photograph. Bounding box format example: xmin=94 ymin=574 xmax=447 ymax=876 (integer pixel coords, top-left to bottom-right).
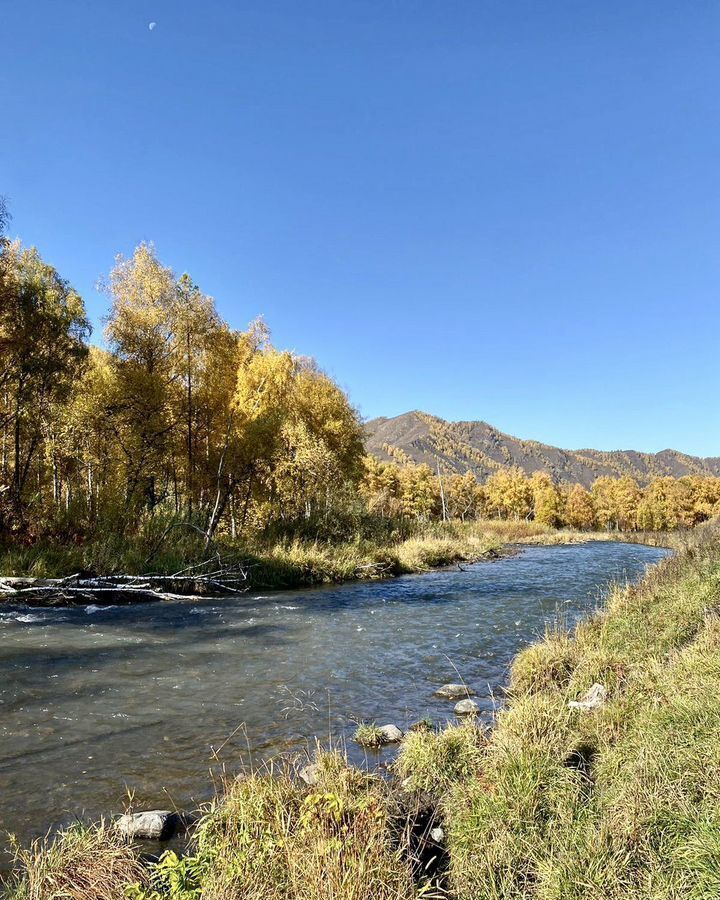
xmin=530 ymin=471 xmax=564 ymax=527
xmin=170 ymin=274 xmax=222 ymax=514
xmin=59 ymin=347 xmax=125 ymax=525
xmin=485 ymin=467 xmax=533 ymax=520
xmin=5 ymin=223 xmax=716 ymax=551
xmin=636 ymin=477 xmax=694 ymax=531
xmin=564 ymin=484 xmax=596 ymax=530
xmin=360 ymin=457 xmax=402 ymax=518
xmin=102 ymin=244 xmax=180 ymax=512
xmin=592 ymin=477 xmax=619 ymax=530
xmin=398 ymin=464 xmax=438 ymax=520
xmin=447 ymin=471 xmax=485 ymax=521
xmin=272 ymin=361 xmax=364 ymax=525
xmin=614 ymin=476 xmax=642 ymax=531
xmin=683 ymin=476 xmax=720 ymax=524
xmin=0 ymin=242 xmax=89 ymax=525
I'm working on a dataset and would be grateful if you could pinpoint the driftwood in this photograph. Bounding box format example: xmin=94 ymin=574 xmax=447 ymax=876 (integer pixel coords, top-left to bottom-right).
xmin=0 ymin=556 xmax=252 ymax=607
xmin=353 ymin=561 xmax=395 ymax=578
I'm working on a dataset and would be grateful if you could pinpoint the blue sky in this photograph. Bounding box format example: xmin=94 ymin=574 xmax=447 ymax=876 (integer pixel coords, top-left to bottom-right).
xmin=2 ymin=2 xmax=718 ymax=455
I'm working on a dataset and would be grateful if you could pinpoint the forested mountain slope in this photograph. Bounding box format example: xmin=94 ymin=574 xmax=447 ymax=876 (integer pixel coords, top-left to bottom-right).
xmin=364 ymin=411 xmax=720 ymax=488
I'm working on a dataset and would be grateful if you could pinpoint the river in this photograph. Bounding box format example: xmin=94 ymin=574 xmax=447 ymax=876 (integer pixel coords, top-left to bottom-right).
xmin=0 ymin=541 xmax=667 ymax=866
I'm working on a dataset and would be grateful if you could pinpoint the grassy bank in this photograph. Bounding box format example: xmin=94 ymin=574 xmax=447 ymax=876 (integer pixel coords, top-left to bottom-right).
xmin=410 ymin=522 xmax=720 ymax=898
xmin=0 ymin=519 xmax=674 ymax=592
xmin=7 ymin=526 xmax=716 ymax=898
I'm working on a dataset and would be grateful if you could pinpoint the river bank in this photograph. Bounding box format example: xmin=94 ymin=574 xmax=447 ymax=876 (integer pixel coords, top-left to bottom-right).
xmin=3 ymin=537 xmax=688 ymax=898
xmin=0 ymin=520 xmax=676 ymax=604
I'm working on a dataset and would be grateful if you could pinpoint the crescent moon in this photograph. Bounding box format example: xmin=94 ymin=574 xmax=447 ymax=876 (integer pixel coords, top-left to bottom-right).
xmin=149 ymin=21 xmax=157 ymax=30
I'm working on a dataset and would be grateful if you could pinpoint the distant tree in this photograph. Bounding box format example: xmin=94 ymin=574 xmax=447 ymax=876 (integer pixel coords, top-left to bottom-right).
xmin=398 ymin=464 xmax=438 ymax=520
xmin=360 ymin=457 xmax=402 ymax=518
xmin=485 ymin=467 xmax=532 ymax=520
xmin=447 ymin=471 xmax=485 ymax=521
xmin=530 ymin=471 xmax=564 ymax=527
xmin=614 ymin=476 xmax=642 ymax=531
xmin=592 ymin=477 xmax=620 ymax=530
xmin=564 ymin=484 xmax=596 ymax=530
xmin=637 ymin=477 xmax=694 ymax=531
xmin=682 ymin=476 xmax=720 ymax=525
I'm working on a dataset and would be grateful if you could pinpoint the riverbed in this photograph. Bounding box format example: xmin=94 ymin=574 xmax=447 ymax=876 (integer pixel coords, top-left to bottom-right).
xmin=0 ymin=541 xmax=667 ymax=863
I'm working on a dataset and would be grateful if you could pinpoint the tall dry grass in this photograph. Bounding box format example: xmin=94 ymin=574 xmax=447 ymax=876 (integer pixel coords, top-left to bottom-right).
xmin=6 ymin=823 xmax=147 ymax=900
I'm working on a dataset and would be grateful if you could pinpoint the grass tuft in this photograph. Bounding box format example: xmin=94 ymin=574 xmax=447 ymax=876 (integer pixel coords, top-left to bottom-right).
xmin=354 ymin=723 xmax=386 ymax=749
xmin=395 ymin=721 xmax=486 ymax=795
xmin=6 ymin=822 xmax=146 ymax=900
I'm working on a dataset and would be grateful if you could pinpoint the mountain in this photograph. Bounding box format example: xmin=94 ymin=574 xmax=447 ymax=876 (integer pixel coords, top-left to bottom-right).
xmin=364 ymin=411 xmax=720 ymax=488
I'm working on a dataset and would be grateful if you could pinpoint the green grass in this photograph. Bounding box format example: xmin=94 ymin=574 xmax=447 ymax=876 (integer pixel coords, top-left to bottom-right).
xmin=127 ymin=752 xmax=418 ymax=900
xmin=7 ymin=754 xmax=421 ymax=900
xmin=0 ymin=519 xmax=507 ymax=588
xmin=395 ymin=721 xmax=486 ymax=795
xmin=442 ymin=522 xmax=720 ymax=899
xmin=354 ymin=723 xmax=386 ymax=749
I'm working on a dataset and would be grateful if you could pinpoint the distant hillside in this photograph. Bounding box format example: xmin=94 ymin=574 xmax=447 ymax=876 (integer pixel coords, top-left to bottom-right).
xmin=364 ymin=411 xmax=720 ymax=488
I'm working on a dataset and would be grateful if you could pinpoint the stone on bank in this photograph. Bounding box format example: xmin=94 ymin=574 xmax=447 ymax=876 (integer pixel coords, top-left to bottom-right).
xmin=435 ymin=683 xmax=476 ymax=699
xmin=115 ymin=810 xmax=184 ymax=841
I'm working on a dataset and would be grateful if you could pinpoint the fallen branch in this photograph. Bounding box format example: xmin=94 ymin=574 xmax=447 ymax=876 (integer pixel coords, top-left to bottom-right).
xmin=0 ymin=561 xmax=252 ymax=607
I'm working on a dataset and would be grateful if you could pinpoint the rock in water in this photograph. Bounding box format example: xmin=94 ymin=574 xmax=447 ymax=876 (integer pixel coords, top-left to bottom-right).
xmin=115 ymin=810 xmax=181 ymax=841
xmin=378 ymin=724 xmax=404 ymax=743
xmin=435 ymin=683 xmax=476 ymax=699
xmin=568 ymin=683 xmax=607 ymax=711
xmin=454 ymin=698 xmax=479 ymax=716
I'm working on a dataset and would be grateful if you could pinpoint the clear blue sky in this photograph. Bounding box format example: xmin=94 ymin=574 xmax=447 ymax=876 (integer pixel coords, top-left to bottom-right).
xmin=2 ymin=2 xmax=718 ymax=456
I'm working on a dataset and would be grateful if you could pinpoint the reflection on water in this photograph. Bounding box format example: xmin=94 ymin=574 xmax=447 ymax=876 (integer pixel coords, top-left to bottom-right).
xmin=0 ymin=541 xmax=667 ymax=859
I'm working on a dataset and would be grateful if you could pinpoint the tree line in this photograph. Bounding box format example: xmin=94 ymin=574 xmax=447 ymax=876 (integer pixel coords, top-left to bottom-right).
xmin=0 ymin=220 xmax=364 ymax=546
xmin=362 ymin=459 xmax=720 ymax=531
xmin=1 ymin=207 xmax=716 ymax=551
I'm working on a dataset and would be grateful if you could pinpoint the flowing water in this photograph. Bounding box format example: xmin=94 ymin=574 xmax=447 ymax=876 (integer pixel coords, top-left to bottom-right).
xmin=0 ymin=541 xmax=667 ymax=867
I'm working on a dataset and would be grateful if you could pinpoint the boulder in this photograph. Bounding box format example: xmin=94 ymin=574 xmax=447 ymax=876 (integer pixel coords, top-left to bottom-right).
xmin=454 ymin=698 xmax=479 ymax=716
xmin=568 ymin=683 xmax=607 ymax=711
xmin=115 ymin=810 xmax=182 ymax=841
xmin=378 ymin=724 xmax=404 ymax=743
xmin=435 ymin=683 xmax=476 ymax=699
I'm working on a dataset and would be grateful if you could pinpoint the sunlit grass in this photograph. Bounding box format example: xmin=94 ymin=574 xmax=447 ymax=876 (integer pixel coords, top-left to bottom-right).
xmin=6 ymin=525 xmax=720 ymax=899
xmin=0 ymin=517 xmax=674 ymax=589
xmin=353 ymin=722 xmax=386 ymax=748
xmin=395 ymin=721 xmax=486 ymax=795
xmin=5 ymin=822 xmax=146 ymax=900
xmin=444 ymin=522 xmax=720 ymax=899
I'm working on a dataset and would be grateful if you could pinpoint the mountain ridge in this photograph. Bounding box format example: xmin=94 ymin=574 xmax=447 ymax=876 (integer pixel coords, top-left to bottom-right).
xmin=364 ymin=411 xmax=720 ymax=488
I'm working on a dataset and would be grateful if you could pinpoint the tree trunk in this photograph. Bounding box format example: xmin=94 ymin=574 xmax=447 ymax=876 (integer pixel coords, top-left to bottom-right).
xmin=186 ymin=329 xmax=193 ymax=515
